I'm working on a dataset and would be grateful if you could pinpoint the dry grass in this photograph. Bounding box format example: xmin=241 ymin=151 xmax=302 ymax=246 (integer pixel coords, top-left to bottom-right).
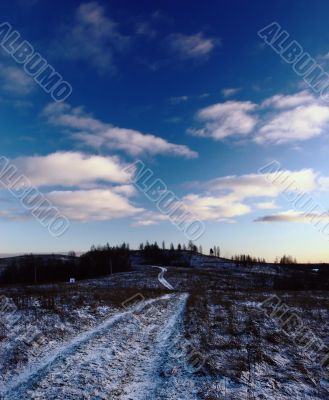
xmin=183 ymin=285 xmax=329 ymax=399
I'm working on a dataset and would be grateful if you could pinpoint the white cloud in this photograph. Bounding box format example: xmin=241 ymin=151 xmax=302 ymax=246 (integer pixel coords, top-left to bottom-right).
xmin=190 ymin=91 xmax=329 ymax=145
xmin=13 ymin=151 xmax=131 ymax=187
xmin=133 ymin=212 xmax=169 ymax=226
xmin=0 ymin=62 xmax=34 ymax=95
xmin=261 ymin=90 xmax=314 ymax=109
xmin=7 ymin=158 xmax=327 ymax=225
xmin=167 ymin=32 xmax=218 ymax=60
xmin=44 ymin=103 xmax=198 ymax=158
xmin=56 ymin=1 xmax=129 ymax=73
xmin=258 ymin=91 xmax=329 ymax=144
xmin=255 ymin=201 xmax=278 ymax=209
xmin=203 ymin=169 xmax=317 ymax=200
xmin=0 ymin=151 xmax=145 ymax=223
xmin=169 ymin=93 xmax=210 ymax=104
xmin=189 ymin=101 xmax=257 ymax=139
xmin=172 ymin=169 xmax=317 ymax=223
xmin=132 ymin=195 xmax=250 ymax=226
xmin=132 ymin=168 xmax=318 ymax=226
xmin=221 ymin=87 xmax=241 ymax=97
xmin=256 ymin=104 xmax=329 ymax=144
xmin=46 ymin=189 xmax=143 ymax=221
xmin=74 ymin=128 xmax=198 ymax=158
xmin=181 ymin=193 xmax=250 ymax=221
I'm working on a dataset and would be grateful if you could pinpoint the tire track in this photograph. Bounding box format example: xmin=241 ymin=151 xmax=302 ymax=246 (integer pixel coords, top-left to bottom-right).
xmin=3 ymin=293 xmax=190 ymax=400
xmin=152 ymin=266 xmax=174 ymax=290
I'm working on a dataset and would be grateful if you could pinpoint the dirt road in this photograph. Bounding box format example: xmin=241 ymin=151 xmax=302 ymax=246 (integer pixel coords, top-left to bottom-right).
xmin=3 ymin=293 xmax=199 ymax=400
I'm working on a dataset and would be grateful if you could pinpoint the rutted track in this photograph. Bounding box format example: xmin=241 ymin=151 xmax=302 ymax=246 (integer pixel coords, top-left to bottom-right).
xmin=3 ymin=293 xmax=195 ymax=400
xmin=152 ymin=266 xmax=175 ymax=290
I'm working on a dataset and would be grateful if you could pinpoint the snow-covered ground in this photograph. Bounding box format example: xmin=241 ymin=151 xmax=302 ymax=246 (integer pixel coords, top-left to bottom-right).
xmin=1 ymin=261 xmax=329 ymax=399
xmin=184 ymin=289 xmax=329 ymax=399
xmin=0 ymin=291 xmax=202 ymax=399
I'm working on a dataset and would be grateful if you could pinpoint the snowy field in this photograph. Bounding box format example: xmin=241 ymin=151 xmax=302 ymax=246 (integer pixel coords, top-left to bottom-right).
xmin=0 ymin=260 xmax=328 ymax=399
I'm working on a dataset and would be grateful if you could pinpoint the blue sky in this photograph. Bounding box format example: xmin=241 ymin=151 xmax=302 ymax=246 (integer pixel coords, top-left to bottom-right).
xmin=1 ymin=0 xmax=329 ymax=261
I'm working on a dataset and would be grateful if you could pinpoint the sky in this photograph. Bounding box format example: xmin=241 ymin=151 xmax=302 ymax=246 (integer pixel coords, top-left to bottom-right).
xmin=1 ymin=0 xmax=329 ymax=261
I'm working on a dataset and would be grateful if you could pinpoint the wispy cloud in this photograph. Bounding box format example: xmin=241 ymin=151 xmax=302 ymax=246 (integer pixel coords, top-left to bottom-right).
xmin=55 ymin=1 xmax=129 ymax=73
xmin=169 ymin=93 xmax=210 ymax=104
xmin=135 ymin=21 xmax=158 ymax=39
xmin=44 ymin=103 xmax=198 ymax=159
xmin=202 ymin=169 xmax=317 ymax=200
xmin=0 ymin=209 xmax=31 ymax=222
xmin=167 ymin=32 xmax=219 ymax=61
xmin=257 ymin=103 xmax=329 ymax=145
xmin=254 ymin=210 xmax=329 ymax=223
xmin=135 ymin=168 xmax=319 ymax=226
xmin=181 ymin=193 xmax=250 ymax=221
xmin=221 ymin=87 xmax=241 ymax=97
xmin=190 ymin=90 xmax=329 ymax=145
xmin=169 ymin=95 xmax=190 ymax=104
xmin=174 ymin=169 xmax=317 ymax=223
xmin=260 ymin=91 xmax=314 ymax=109
xmin=189 ymin=100 xmax=258 ymax=139
xmin=133 ymin=212 xmax=169 ymax=226
xmin=0 ymin=61 xmax=34 ymax=95
xmin=133 ymin=194 xmax=250 ymax=226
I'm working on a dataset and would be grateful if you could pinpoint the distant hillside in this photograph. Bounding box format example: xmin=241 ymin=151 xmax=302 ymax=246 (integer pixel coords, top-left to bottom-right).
xmin=1 ymin=248 xmax=329 ymax=290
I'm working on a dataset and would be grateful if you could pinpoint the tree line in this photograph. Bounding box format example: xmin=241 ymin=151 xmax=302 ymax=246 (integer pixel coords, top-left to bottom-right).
xmin=1 ymin=243 xmax=131 ymax=285
xmin=139 ymin=240 xmax=221 ymax=257
xmin=231 ymin=254 xmax=267 ymax=266
xmin=2 ymin=240 xmax=221 ymax=284
xmin=1 ymin=239 xmax=306 ymax=286
xmin=231 ymin=254 xmax=298 ymax=266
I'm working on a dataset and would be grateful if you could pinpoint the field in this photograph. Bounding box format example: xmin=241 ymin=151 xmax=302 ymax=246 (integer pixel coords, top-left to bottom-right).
xmin=0 ymin=257 xmax=328 ymax=399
